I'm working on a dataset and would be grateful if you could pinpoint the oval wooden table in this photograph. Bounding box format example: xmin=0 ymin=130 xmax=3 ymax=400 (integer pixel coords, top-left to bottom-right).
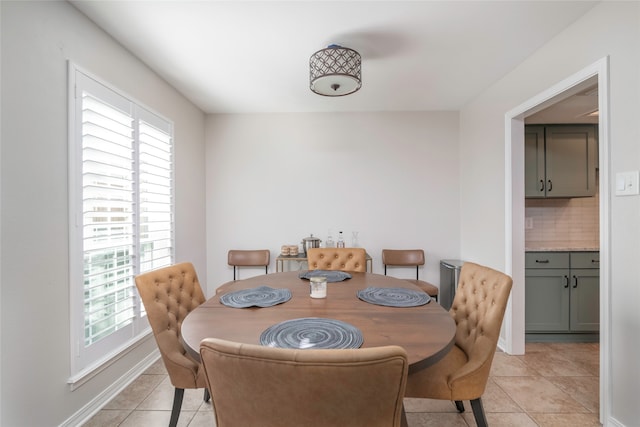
xmin=181 ymin=271 xmax=456 ymax=373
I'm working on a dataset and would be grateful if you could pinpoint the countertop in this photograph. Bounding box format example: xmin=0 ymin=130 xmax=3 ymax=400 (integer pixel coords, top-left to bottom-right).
xmin=525 ymin=241 xmax=599 ymax=252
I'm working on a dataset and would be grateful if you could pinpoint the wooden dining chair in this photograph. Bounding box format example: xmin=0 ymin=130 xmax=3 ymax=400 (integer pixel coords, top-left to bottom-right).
xmin=306 ymin=247 xmax=367 ymax=272
xmin=134 ymin=262 xmax=210 ymax=427
xmin=199 ymin=338 xmax=409 ymax=427
xmin=382 ymin=249 xmax=439 ymax=300
xmin=216 ymin=249 xmax=270 ymax=294
xmin=403 ymin=262 xmax=512 ymax=427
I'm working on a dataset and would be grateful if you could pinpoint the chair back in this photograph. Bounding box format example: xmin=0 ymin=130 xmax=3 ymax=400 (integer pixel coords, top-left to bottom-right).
xmin=381 ymin=249 xmax=438 ymax=299
xmin=451 ymin=262 xmax=512 ymax=385
xmin=200 ymin=338 xmax=408 ymax=427
xmin=307 ymin=248 xmax=367 ymax=272
xmin=135 ymin=262 xmax=207 ymax=389
xmin=382 ymin=249 xmax=425 ymax=269
xmin=228 ymin=249 xmax=270 ymax=279
xmin=404 ymin=263 xmax=513 ymax=427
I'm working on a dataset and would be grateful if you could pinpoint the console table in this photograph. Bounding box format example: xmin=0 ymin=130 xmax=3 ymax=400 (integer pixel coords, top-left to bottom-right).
xmin=276 ymin=252 xmax=373 ymax=273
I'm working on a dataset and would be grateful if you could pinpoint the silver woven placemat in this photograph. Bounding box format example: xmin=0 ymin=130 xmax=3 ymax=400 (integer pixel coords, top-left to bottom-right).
xmin=219 ymin=286 xmax=291 ymax=308
xmin=357 ymin=287 xmax=430 ymax=307
xmin=298 ymin=270 xmax=352 ymax=282
xmin=260 ymin=317 xmax=363 ymax=349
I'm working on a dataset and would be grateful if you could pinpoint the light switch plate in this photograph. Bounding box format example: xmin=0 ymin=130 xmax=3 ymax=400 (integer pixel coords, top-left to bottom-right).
xmin=615 ymin=171 xmax=640 ymax=196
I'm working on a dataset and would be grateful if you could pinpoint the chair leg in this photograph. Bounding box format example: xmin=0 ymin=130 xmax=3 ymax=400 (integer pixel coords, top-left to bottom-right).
xmin=169 ymin=388 xmax=184 ymax=427
xmin=454 ymin=400 xmax=465 ymax=412
xmin=400 ymin=404 xmax=409 ymax=427
xmin=470 ymin=398 xmax=488 ymax=427
xmin=203 ymin=388 xmax=210 ymax=402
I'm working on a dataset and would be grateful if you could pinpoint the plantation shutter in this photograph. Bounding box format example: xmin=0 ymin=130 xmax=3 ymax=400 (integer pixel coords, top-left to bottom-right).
xmin=81 ymin=88 xmax=137 ymax=346
xmin=137 ymin=110 xmax=174 ymax=272
xmin=69 ymin=66 xmax=174 ymax=378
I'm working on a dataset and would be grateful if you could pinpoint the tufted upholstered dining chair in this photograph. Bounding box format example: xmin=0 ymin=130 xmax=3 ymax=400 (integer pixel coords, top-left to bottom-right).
xmin=199 ymin=338 xmax=409 ymax=427
xmin=381 ymin=249 xmax=439 ymax=301
xmin=216 ymin=249 xmax=270 ymax=295
xmin=404 ymin=262 xmax=512 ymax=427
xmin=307 ymin=247 xmax=367 ymax=273
xmin=134 ymin=262 xmax=210 ymax=427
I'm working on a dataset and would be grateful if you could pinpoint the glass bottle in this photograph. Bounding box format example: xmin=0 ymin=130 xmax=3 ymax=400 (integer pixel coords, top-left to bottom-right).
xmin=351 ymin=231 xmax=359 ymax=247
xmin=337 ymin=231 xmax=345 ymax=248
xmin=325 ymin=229 xmax=335 ymax=248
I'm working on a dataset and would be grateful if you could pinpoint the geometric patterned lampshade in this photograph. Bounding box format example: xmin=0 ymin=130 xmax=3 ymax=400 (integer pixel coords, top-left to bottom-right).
xmin=309 ymin=44 xmax=362 ymax=96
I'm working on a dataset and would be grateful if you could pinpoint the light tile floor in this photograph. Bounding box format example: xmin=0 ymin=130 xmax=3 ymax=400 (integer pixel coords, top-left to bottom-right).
xmin=83 ymin=342 xmax=600 ymax=427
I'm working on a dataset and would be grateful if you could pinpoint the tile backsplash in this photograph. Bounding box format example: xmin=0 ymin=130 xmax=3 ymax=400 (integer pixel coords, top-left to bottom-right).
xmin=525 ymin=193 xmax=599 ymax=247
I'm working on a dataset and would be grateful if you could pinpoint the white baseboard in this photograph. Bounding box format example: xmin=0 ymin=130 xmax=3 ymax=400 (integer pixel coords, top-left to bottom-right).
xmin=59 ymin=349 xmax=160 ymax=427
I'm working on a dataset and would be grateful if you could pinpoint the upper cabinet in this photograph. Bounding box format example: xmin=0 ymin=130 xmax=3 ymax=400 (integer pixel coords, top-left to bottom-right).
xmin=525 ymin=124 xmax=598 ymax=198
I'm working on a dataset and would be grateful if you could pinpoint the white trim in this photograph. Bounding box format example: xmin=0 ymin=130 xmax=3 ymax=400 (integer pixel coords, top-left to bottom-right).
xmin=596 ymin=58 xmax=612 ymax=427
xmin=504 ymin=56 xmax=611 ymax=425
xmin=503 ymin=118 xmax=525 ymax=355
xmin=67 ymin=62 xmax=173 ymax=126
xmin=67 ymin=328 xmax=152 ymax=389
xmin=67 ymin=61 xmax=175 ymax=380
xmin=61 ymin=350 xmax=160 ymax=427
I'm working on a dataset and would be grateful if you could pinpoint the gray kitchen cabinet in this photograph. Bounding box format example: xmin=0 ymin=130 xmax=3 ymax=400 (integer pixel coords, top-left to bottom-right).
xmin=525 ymin=125 xmax=597 ymax=198
xmin=525 ymin=252 xmax=570 ymax=331
xmin=569 ymin=252 xmax=600 ymax=332
xmin=525 ymin=251 xmax=599 ymax=334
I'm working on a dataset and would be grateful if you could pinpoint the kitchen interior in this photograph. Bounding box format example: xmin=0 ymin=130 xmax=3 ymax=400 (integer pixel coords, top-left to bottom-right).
xmin=523 ymin=76 xmax=600 ymax=343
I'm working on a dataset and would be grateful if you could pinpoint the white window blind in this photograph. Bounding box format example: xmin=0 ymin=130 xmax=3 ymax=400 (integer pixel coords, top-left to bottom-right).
xmin=69 ymin=64 xmax=174 ymax=380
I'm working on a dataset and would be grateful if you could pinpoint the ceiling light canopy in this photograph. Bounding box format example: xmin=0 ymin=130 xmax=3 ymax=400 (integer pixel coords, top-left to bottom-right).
xmin=309 ymin=44 xmax=361 ymax=96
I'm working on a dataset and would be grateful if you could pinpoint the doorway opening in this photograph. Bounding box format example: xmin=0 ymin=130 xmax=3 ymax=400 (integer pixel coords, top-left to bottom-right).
xmin=503 ymin=57 xmax=609 ymax=423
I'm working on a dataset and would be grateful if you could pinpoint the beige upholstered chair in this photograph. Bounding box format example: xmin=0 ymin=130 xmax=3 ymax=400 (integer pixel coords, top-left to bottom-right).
xmin=134 ymin=262 xmax=209 ymax=427
xmin=216 ymin=249 xmax=270 ymax=295
xmin=199 ymin=338 xmax=409 ymax=427
xmin=404 ymin=262 xmax=513 ymax=427
xmin=382 ymin=249 xmax=439 ymax=300
xmin=307 ymin=247 xmax=367 ymax=272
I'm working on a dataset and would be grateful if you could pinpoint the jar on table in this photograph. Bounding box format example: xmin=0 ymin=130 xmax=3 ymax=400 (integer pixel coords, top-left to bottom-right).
xmin=309 ymin=276 xmax=327 ymax=298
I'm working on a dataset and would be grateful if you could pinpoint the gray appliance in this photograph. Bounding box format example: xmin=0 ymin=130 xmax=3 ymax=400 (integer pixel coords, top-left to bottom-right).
xmin=439 ymin=259 xmax=465 ymax=310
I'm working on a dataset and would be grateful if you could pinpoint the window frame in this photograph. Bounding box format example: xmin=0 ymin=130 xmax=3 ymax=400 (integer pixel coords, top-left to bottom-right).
xmin=67 ymin=63 xmax=175 ymax=386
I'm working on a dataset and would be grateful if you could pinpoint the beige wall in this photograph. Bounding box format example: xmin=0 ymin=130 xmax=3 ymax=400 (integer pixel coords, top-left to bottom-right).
xmin=204 ymin=111 xmax=461 ymax=292
xmin=0 ymin=2 xmax=206 ymax=425
xmin=459 ymin=2 xmax=640 ymax=424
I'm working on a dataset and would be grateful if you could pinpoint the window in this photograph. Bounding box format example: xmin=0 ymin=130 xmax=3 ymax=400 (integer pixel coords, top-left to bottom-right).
xmin=68 ymin=64 xmax=174 ymax=381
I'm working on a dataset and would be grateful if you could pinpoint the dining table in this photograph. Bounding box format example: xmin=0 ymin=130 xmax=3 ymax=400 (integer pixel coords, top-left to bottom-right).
xmin=181 ymin=271 xmax=456 ymax=373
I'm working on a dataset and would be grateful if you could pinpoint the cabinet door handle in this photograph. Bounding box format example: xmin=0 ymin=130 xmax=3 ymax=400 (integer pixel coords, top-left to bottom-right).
xmin=572 ymin=275 xmax=578 ymax=288
xmin=547 ymin=179 xmax=553 ymax=192
xmin=564 ymin=275 xmax=569 ymax=288
xmin=535 ymin=259 xmax=549 ymax=264
xmin=539 ymin=179 xmax=544 ymax=192
xmin=592 ymin=259 xmax=599 ymax=264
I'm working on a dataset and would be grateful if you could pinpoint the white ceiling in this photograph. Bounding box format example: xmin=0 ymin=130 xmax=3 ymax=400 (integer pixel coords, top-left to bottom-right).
xmin=70 ymin=1 xmax=599 ymax=114
xmin=526 ymin=79 xmax=599 ymax=124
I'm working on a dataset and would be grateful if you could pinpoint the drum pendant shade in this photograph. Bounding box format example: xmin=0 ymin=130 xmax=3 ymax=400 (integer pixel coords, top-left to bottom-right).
xmin=309 ymin=44 xmax=362 ymax=96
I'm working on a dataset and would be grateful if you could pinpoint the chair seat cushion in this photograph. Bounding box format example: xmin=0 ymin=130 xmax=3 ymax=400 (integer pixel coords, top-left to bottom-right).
xmin=407 ymin=279 xmax=439 ymax=297
xmin=405 ymin=344 xmax=468 ymax=401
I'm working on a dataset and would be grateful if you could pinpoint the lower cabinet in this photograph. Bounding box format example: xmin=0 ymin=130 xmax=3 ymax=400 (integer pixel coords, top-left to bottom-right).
xmin=525 ymin=251 xmax=599 ymax=334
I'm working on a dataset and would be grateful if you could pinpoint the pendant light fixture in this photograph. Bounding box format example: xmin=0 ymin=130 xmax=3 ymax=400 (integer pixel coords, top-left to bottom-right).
xmin=309 ymin=44 xmax=362 ymax=96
